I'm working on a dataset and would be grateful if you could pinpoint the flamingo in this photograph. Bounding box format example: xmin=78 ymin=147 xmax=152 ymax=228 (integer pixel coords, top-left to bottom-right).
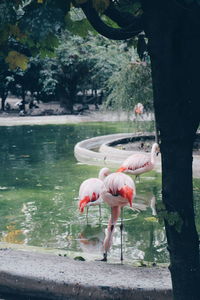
xmin=117 ymin=142 xmax=159 ymax=179
xmin=100 ymin=172 xmax=136 ymax=262
xmin=78 ymin=168 xmax=110 ymax=220
xmin=134 ymin=102 xmax=144 ymax=116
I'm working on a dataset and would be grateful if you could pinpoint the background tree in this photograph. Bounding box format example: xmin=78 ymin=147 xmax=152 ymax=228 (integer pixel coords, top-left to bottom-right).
xmin=55 ymin=33 xmax=92 ymax=112
xmin=0 ymin=58 xmax=14 ymax=111
xmin=105 ymin=47 xmax=153 ymax=115
xmin=39 ymin=57 xmax=58 ymax=103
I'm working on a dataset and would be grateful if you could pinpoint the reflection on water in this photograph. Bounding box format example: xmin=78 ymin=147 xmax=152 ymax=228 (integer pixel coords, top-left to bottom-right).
xmin=0 ymin=122 xmax=199 ymax=264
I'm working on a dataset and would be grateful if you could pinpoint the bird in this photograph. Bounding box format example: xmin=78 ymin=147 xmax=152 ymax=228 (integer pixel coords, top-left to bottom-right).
xmin=116 ymin=142 xmax=159 ymax=179
xmin=78 ymin=167 xmax=110 ymax=220
xmin=134 ymin=102 xmax=144 ymax=117
xmin=100 ymin=172 xmax=136 ymax=262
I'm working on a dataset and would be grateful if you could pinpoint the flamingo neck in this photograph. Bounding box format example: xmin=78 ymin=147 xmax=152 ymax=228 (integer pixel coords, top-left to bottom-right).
xmin=98 ymin=168 xmax=110 ymax=181
xmin=150 ymin=143 xmax=158 ymax=164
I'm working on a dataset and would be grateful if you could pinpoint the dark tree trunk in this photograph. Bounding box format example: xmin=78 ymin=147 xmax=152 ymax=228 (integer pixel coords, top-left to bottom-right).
xmin=67 ymin=79 xmax=77 ymax=113
xmin=21 ymin=89 xmax=26 ymax=112
xmin=142 ymin=0 xmax=200 ymax=299
xmin=58 ymin=86 xmax=74 ymax=114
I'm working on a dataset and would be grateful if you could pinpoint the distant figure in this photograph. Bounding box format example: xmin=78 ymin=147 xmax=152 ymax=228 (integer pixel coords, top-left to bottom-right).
xmin=17 ymin=101 xmax=24 ymax=111
xmin=5 ymin=102 xmax=11 ymax=111
xmin=16 ymin=100 xmax=26 ymax=116
xmin=19 ymin=110 xmax=26 ymax=116
xmin=134 ymin=102 xmax=144 ymax=116
xmin=29 ymin=99 xmax=39 ymax=110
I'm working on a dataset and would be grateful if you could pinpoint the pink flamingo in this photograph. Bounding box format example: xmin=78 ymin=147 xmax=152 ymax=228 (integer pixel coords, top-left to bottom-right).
xmin=100 ymin=172 xmax=136 ymax=262
xmin=117 ymin=142 xmax=159 ymax=179
xmin=134 ymin=102 xmax=144 ymax=116
xmin=78 ymin=168 xmax=110 ymax=220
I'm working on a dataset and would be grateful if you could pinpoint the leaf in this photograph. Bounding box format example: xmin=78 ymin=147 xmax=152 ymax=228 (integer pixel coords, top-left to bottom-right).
xmin=74 ymin=0 xmax=88 ymax=5
xmin=65 ymin=15 xmax=95 ymax=37
xmin=9 ymin=24 xmax=26 ymax=40
xmin=5 ymin=51 xmax=29 ymax=70
xmin=74 ymin=256 xmax=85 ymax=261
xmin=92 ymin=0 xmax=110 ymax=12
xmin=144 ymin=217 xmax=158 ymax=223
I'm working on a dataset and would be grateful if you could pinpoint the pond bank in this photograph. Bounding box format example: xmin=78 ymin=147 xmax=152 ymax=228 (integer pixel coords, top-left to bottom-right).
xmin=0 ymin=248 xmax=172 ymax=300
xmin=0 ymin=110 xmax=134 ymax=126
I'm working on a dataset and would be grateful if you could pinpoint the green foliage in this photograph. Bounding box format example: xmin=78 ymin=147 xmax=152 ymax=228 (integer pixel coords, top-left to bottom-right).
xmin=87 ymin=37 xmax=130 ymax=89
xmin=0 ymin=57 xmax=14 ymax=106
xmin=176 ymin=0 xmax=200 ymax=6
xmin=0 ymin=1 xmax=16 ymax=27
xmin=19 ymin=2 xmax=67 ymax=41
xmin=105 ymin=47 xmax=153 ymax=113
xmin=39 ymin=32 xmax=96 ymax=108
xmin=65 ymin=10 xmax=95 ymax=37
xmin=9 ymin=56 xmax=43 ymax=101
xmin=39 ymin=57 xmax=59 ymax=100
xmin=74 ymin=256 xmax=85 ymax=261
xmin=5 ymin=51 xmax=29 ymax=70
xmin=0 ymin=0 xmax=71 ymax=66
xmin=92 ymin=0 xmax=110 ymax=12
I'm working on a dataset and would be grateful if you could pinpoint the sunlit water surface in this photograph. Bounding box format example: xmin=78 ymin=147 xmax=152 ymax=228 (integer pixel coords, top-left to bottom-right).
xmin=0 ymin=121 xmax=199 ymax=265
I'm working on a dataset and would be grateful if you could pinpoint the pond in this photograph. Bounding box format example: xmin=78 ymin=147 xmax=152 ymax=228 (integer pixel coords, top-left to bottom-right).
xmin=0 ymin=121 xmax=199 ymax=265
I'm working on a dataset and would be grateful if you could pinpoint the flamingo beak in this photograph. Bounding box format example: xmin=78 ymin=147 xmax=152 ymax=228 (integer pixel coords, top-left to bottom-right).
xmin=78 ymin=197 xmax=90 ymax=213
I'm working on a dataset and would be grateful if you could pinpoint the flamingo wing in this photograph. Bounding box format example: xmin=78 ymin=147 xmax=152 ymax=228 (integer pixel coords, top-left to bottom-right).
xmin=117 ymin=153 xmax=152 ymax=174
xmin=102 ymin=173 xmax=135 ymax=207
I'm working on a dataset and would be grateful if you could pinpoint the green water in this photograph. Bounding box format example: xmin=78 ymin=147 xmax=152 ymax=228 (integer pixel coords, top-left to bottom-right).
xmin=0 ymin=121 xmax=199 ymax=264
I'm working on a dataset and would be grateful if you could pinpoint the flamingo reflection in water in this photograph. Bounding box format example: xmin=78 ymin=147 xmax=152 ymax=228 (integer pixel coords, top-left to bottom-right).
xmin=78 ymin=225 xmax=104 ymax=254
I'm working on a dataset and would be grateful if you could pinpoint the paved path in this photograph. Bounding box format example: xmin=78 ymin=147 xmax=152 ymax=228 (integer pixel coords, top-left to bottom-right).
xmin=0 ymin=110 xmax=132 ymax=126
xmin=0 ymin=248 xmax=172 ymax=300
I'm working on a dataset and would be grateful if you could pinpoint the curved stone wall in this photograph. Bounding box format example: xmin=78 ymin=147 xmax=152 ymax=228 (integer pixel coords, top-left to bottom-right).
xmin=74 ymin=132 xmax=200 ymax=177
xmin=74 ymin=132 xmax=162 ymax=172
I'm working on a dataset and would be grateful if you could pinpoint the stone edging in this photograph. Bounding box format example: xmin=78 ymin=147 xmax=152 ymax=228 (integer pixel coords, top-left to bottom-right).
xmin=0 ymin=249 xmax=172 ymax=300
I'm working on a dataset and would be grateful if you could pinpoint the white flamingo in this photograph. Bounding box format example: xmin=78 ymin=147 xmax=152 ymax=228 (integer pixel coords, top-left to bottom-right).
xmin=117 ymin=142 xmax=159 ymax=179
xmin=100 ymin=172 xmax=136 ymax=262
xmin=78 ymin=168 xmax=110 ymax=220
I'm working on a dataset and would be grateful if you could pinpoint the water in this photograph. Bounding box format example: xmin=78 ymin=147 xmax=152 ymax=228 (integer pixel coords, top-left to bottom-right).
xmin=0 ymin=122 xmax=199 ymax=266
xmin=0 ymin=293 xmax=44 ymax=300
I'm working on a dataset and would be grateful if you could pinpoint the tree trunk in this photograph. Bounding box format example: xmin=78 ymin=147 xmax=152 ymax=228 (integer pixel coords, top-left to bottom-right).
xmin=21 ymin=89 xmax=26 ymax=112
xmin=58 ymin=87 xmax=74 ymax=113
xmin=142 ymin=0 xmax=200 ymax=299
xmin=1 ymin=94 xmax=7 ymax=111
xmin=67 ymin=79 xmax=77 ymax=113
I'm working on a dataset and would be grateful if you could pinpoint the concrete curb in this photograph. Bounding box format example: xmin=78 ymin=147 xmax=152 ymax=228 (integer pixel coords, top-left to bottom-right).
xmin=0 ymin=248 xmax=172 ymax=300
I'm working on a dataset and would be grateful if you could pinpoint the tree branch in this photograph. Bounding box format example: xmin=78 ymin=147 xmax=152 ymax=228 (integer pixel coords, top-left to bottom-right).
xmin=80 ymin=1 xmax=144 ymax=40
xmin=104 ymin=2 xmax=140 ymax=27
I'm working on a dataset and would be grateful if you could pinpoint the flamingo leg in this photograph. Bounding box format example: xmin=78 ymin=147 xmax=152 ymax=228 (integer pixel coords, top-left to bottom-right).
xmin=101 ymin=208 xmax=115 ymax=262
xmin=120 ymin=207 xmax=124 ymax=264
xmin=99 ymin=204 xmax=102 ymax=220
xmin=86 ymin=207 xmax=89 ymax=224
xmin=135 ymin=174 xmax=140 ymax=183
